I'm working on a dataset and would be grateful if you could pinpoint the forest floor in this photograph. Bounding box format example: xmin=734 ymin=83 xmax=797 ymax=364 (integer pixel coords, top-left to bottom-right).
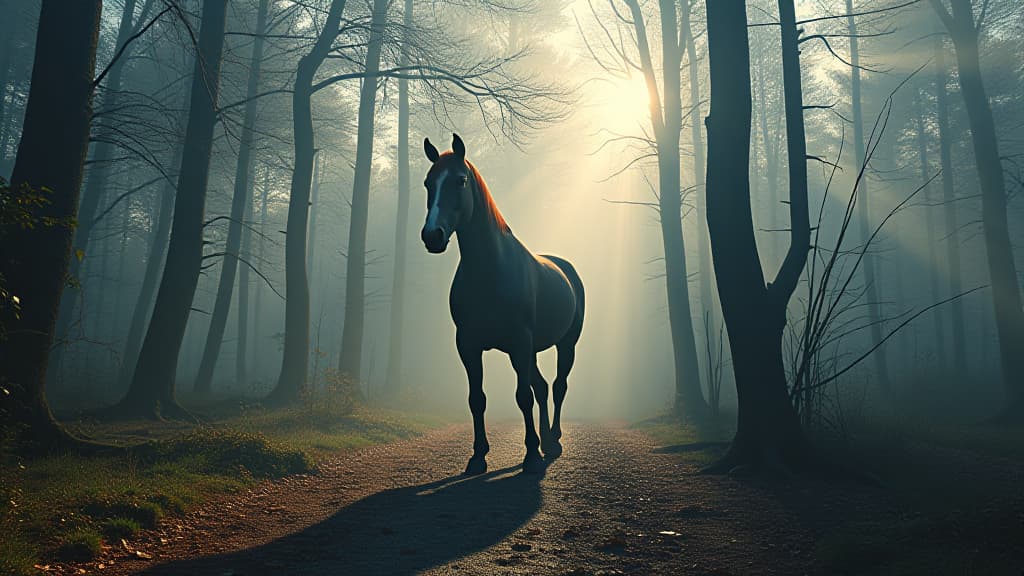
xmin=34 ymin=418 xmax=1024 ymax=576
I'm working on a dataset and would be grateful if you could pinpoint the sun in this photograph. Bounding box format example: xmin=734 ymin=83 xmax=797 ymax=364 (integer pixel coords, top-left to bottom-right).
xmin=598 ymin=73 xmax=652 ymax=131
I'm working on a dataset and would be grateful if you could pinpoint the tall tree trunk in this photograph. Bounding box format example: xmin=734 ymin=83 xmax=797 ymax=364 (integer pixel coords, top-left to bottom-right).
xmin=251 ymin=166 xmax=270 ymax=379
xmin=51 ymin=0 xmax=141 ymax=369
xmin=847 ymin=0 xmax=891 ymax=394
xmin=623 ymin=0 xmax=707 ymax=421
xmin=112 ymin=0 xmax=229 ymax=420
xmin=703 ymin=0 xmax=810 ymax=474
xmin=267 ymin=0 xmax=347 ymax=405
xmin=0 ymin=0 xmax=103 ymax=449
xmin=914 ymin=89 xmax=947 ymax=366
xmin=117 ymin=160 xmax=177 ymax=390
xmin=237 ymin=162 xmax=255 ymax=387
xmin=933 ymin=34 xmax=967 ymax=382
xmin=385 ymin=0 xmax=413 ymax=396
xmin=338 ymin=0 xmax=388 ymax=379
xmin=307 ymin=150 xmax=321 ymax=285
xmin=933 ymin=0 xmax=1024 ymax=414
xmin=193 ymin=0 xmax=269 ymax=394
xmin=682 ymin=0 xmax=716 ymax=388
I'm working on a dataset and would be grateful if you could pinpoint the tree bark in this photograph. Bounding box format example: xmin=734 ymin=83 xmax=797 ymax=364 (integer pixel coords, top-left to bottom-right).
xmin=193 ymin=0 xmax=269 ymax=395
xmin=267 ymin=0 xmax=347 ymax=405
xmin=51 ymin=0 xmax=142 ymax=370
xmin=0 ymin=0 xmax=103 ymax=449
xmin=703 ymin=0 xmax=809 ymax=475
xmin=847 ymin=0 xmax=891 ymax=394
xmin=934 ymin=32 xmax=968 ymax=383
xmin=385 ymin=0 xmax=414 ymax=397
xmin=933 ymin=0 xmax=1024 ymax=414
xmin=338 ymin=0 xmax=388 ymax=379
xmin=113 ymin=0 xmax=229 ymax=420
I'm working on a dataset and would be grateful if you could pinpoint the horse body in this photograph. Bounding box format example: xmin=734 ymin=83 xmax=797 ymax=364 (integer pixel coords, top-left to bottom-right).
xmin=421 ymin=134 xmax=584 ymax=475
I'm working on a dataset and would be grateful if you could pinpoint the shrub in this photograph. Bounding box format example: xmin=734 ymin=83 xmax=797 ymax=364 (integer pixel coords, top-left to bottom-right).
xmin=101 ymin=517 xmax=141 ymax=540
xmin=57 ymin=528 xmax=102 ymax=562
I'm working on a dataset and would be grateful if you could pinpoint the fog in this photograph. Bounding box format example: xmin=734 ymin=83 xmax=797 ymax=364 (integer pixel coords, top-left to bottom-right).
xmin=2 ymin=0 xmax=1022 ymax=428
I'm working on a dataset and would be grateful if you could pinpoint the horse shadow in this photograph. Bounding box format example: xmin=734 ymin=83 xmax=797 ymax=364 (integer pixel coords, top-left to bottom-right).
xmin=136 ymin=465 xmax=543 ymax=575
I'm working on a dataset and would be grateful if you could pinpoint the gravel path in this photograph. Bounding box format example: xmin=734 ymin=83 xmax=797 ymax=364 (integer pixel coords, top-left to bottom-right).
xmin=70 ymin=421 xmax=877 ymax=575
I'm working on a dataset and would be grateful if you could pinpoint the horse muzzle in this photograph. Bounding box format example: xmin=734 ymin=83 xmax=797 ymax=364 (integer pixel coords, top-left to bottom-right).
xmin=421 ymin=226 xmax=449 ymax=254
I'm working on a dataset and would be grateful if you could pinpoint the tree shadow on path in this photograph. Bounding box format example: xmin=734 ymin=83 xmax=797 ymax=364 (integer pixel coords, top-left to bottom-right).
xmin=136 ymin=465 xmax=542 ymax=575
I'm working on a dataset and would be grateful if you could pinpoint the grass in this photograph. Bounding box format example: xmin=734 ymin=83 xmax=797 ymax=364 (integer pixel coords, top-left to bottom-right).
xmin=0 ymin=401 xmax=444 ymax=575
xmin=632 ymin=412 xmax=732 ymax=466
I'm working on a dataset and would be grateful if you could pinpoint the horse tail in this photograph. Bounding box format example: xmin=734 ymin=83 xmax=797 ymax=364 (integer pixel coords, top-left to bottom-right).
xmin=543 ymin=255 xmax=585 ymax=343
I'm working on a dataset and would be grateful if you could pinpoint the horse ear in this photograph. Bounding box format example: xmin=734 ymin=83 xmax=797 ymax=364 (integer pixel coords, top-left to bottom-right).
xmin=424 ymin=138 xmax=440 ymax=163
xmin=452 ymin=133 xmax=466 ymax=159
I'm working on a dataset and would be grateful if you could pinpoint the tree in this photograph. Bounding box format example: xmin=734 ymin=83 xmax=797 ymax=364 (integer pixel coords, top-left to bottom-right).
xmin=112 ymin=0 xmax=230 ymax=419
xmin=338 ymin=0 xmax=389 ymax=379
xmin=0 ymin=0 xmax=104 ymax=449
xmin=385 ymin=0 xmax=415 ymax=396
xmin=702 ymin=0 xmax=811 ymax=474
xmin=193 ymin=0 xmax=270 ymax=395
xmin=931 ymin=0 xmax=1024 ymax=417
xmin=266 ymin=0 xmax=348 ymax=405
xmin=933 ymin=34 xmax=967 ymax=381
xmin=51 ymin=0 xmax=156 ymax=370
xmin=846 ymin=0 xmax=891 ymax=393
xmin=604 ymin=0 xmax=709 ymax=421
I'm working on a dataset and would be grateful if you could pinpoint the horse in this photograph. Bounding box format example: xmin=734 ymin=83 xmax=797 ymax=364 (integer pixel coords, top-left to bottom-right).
xmin=420 ymin=134 xmax=585 ymax=475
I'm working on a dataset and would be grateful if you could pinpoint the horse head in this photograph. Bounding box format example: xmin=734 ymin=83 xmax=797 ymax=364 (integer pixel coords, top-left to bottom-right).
xmin=421 ymin=133 xmax=474 ymax=254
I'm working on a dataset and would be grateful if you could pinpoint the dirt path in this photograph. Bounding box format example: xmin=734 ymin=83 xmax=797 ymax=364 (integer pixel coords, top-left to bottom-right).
xmin=73 ymin=422 xmax=879 ymax=575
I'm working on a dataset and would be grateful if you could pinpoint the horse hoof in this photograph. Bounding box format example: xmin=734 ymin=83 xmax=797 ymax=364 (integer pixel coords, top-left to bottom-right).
xmin=543 ymin=441 xmax=563 ymax=459
xmin=464 ymin=457 xmax=487 ymax=476
xmin=522 ymin=454 xmax=545 ymax=474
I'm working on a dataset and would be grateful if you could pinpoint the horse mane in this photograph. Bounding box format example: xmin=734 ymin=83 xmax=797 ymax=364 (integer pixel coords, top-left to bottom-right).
xmin=440 ymin=152 xmax=510 ymax=234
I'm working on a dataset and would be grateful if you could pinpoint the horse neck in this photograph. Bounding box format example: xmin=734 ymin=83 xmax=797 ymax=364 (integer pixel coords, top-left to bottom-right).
xmin=456 ymin=176 xmax=509 ymax=266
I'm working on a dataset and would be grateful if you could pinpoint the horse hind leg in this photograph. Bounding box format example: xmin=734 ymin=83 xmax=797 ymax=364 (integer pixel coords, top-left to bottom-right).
xmin=531 ymin=366 xmax=555 ymax=457
xmin=550 ymin=340 xmax=577 ymax=456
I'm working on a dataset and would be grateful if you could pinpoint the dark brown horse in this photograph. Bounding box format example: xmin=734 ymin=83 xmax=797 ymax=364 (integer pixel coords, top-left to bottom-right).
xmin=420 ymin=134 xmax=585 ymax=475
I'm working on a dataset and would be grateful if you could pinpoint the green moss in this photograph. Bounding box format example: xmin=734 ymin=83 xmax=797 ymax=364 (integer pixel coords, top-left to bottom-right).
xmin=57 ymin=528 xmax=102 ymax=562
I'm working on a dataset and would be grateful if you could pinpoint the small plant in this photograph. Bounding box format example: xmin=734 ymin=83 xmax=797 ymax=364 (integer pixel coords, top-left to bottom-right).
xmin=57 ymin=528 xmax=102 ymax=562
xmin=101 ymin=517 xmax=141 ymax=540
xmin=83 ymin=499 xmax=162 ymax=529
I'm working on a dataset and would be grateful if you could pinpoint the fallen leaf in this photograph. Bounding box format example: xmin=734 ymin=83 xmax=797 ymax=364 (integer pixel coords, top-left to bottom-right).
xmin=135 ymin=550 xmax=154 ymax=560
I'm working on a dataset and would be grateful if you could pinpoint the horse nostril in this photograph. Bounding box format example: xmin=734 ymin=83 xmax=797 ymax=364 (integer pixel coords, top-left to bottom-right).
xmin=422 ymin=226 xmax=445 ymax=248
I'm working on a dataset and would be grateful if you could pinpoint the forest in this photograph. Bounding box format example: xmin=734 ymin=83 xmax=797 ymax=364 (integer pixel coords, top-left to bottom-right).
xmin=1 ymin=0 xmax=1022 ymax=574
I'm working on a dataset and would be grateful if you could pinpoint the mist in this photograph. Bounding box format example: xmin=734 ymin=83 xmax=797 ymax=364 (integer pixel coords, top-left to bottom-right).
xmin=2 ymin=0 xmax=1023 ymax=574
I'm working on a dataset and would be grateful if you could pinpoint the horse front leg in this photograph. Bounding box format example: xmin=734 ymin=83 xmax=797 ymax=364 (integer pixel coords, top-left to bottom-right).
xmin=458 ymin=336 xmax=488 ymax=476
xmin=511 ymin=341 xmax=544 ymax=474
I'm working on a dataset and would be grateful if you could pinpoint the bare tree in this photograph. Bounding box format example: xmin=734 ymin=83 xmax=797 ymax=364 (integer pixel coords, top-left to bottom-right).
xmin=111 ymin=0 xmax=231 ymax=420
xmin=0 ymin=0 xmax=104 ymax=450
xmin=193 ymin=0 xmax=270 ymax=395
xmin=931 ymin=0 xmax=1024 ymax=418
xmin=702 ymin=0 xmax=811 ymax=475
